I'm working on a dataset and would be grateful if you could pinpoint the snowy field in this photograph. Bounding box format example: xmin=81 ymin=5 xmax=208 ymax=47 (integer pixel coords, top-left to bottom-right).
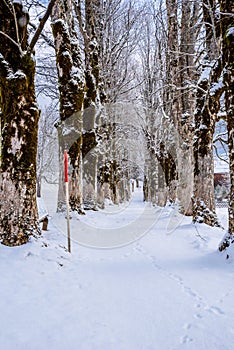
xmin=1 ymin=185 xmax=234 ymax=350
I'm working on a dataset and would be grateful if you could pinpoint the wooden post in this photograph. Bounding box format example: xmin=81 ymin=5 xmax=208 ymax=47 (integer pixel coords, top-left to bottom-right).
xmin=42 ymin=217 xmax=48 ymax=231
xmin=64 ymin=150 xmax=71 ymax=253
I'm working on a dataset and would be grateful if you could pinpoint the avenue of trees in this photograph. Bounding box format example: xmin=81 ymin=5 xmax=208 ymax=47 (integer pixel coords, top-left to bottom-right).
xmin=0 ymin=0 xmax=233 ymax=251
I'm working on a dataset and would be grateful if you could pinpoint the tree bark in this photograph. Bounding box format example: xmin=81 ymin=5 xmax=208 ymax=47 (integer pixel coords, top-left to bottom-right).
xmin=192 ymin=0 xmax=223 ymax=226
xmin=51 ymin=0 xmax=85 ymax=213
xmin=219 ymin=0 xmax=234 ymax=250
xmin=82 ymin=0 xmax=102 ymax=210
xmin=0 ymin=1 xmax=39 ymax=245
xmin=176 ymin=0 xmax=200 ymax=215
xmin=192 ymin=60 xmax=223 ymax=226
xmin=164 ymin=0 xmax=180 ymax=203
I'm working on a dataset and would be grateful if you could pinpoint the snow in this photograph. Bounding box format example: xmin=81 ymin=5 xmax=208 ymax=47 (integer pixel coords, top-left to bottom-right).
xmin=62 ymin=51 xmax=73 ymax=64
xmin=198 ymin=66 xmax=211 ymax=84
xmin=210 ymin=79 xmax=224 ymax=96
xmin=226 ymin=27 xmax=234 ymax=37
xmin=1 ymin=184 xmax=234 ymax=350
xmin=7 ymin=70 xmax=26 ymax=81
xmin=197 ymin=124 xmax=208 ymax=131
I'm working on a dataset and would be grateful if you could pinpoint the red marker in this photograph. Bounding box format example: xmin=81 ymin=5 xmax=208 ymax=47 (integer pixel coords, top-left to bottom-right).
xmin=64 ymin=150 xmax=69 ymax=183
xmin=64 ymin=150 xmax=71 ymax=253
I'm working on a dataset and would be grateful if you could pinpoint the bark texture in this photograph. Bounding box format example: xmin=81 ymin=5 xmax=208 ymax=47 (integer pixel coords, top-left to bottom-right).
xmin=82 ymin=0 xmax=102 ymax=209
xmin=0 ymin=1 xmax=39 ymax=245
xmin=192 ymin=61 xmax=222 ymax=226
xmin=51 ymin=0 xmax=85 ymax=212
xmin=164 ymin=0 xmax=179 ymax=202
xmin=219 ymin=0 xmax=234 ymax=250
xmin=175 ymin=0 xmax=199 ymax=215
xmin=192 ymin=0 xmax=223 ymax=226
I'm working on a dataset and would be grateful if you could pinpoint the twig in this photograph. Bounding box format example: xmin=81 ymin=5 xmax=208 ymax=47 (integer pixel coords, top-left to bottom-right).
xmin=0 ymin=31 xmax=21 ymax=52
xmin=213 ymin=143 xmax=229 ymax=164
xmin=3 ymin=0 xmax=12 ymax=13
xmin=28 ymin=0 xmax=57 ymax=53
xmin=29 ymin=22 xmax=55 ymax=48
xmin=11 ymin=0 xmax=21 ymax=49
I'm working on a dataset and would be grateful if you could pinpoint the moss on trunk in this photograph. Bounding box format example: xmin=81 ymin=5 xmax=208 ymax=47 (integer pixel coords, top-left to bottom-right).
xmin=0 ymin=1 xmax=39 ymax=245
xmin=51 ymin=0 xmax=85 ymax=213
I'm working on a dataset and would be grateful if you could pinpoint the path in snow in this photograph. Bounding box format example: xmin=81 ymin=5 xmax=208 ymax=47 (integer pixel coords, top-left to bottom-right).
xmin=41 ymin=182 xmax=189 ymax=248
xmin=40 ymin=182 xmax=234 ymax=349
xmin=0 ymin=183 xmax=233 ymax=350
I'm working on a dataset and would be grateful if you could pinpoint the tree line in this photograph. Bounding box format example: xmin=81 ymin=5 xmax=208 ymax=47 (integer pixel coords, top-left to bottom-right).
xmin=0 ymin=0 xmax=233 ymax=251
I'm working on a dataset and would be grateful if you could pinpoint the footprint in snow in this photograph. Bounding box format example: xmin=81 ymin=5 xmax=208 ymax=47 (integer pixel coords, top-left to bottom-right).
xmin=150 ymin=256 xmax=163 ymax=270
xmin=205 ymin=306 xmax=225 ymax=315
xmin=183 ymin=323 xmax=192 ymax=330
xmin=183 ymin=286 xmax=198 ymax=298
xmin=24 ymin=251 xmax=35 ymax=258
xmin=180 ymin=335 xmax=193 ymax=344
xmin=171 ymin=274 xmax=183 ymax=284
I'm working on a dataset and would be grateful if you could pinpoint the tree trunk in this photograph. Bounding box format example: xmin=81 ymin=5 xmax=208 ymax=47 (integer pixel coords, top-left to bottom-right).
xmin=82 ymin=0 xmax=102 ymax=210
xmin=219 ymin=0 xmax=234 ymax=250
xmin=164 ymin=0 xmax=179 ymax=203
xmin=192 ymin=63 xmax=222 ymax=226
xmin=143 ymin=145 xmax=158 ymax=205
xmin=176 ymin=0 xmax=200 ymax=215
xmin=0 ymin=1 xmax=39 ymax=245
xmin=51 ymin=0 xmax=85 ymax=213
xmin=192 ymin=0 xmax=223 ymax=226
xmin=227 ymin=95 xmax=234 ymax=234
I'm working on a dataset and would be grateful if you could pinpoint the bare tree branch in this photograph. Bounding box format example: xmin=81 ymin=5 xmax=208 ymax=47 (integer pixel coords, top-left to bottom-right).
xmin=29 ymin=22 xmax=55 ymax=48
xmin=28 ymin=0 xmax=57 ymax=53
xmin=213 ymin=143 xmax=229 ymax=164
xmin=11 ymin=1 xmax=21 ymax=48
xmin=0 ymin=30 xmax=20 ymax=52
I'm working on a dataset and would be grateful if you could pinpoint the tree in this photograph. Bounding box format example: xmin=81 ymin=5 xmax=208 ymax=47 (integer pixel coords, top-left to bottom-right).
xmin=175 ymin=0 xmax=200 ymax=215
xmin=0 ymin=0 xmax=56 ymax=246
xmin=218 ymin=0 xmax=234 ymax=251
xmin=97 ymin=0 xmax=143 ymax=204
xmin=79 ymin=0 xmax=103 ymax=210
xmin=37 ymin=103 xmax=58 ymax=198
xmin=192 ymin=0 xmax=222 ymax=226
xmin=51 ymin=0 xmax=85 ymax=212
xmin=74 ymin=0 xmax=141 ymax=208
xmin=139 ymin=0 xmax=199 ymax=211
xmin=138 ymin=2 xmax=166 ymax=205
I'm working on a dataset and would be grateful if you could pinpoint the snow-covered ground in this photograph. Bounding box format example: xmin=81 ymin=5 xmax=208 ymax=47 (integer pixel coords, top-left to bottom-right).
xmin=1 ymin=185 xmax=234 ymax=350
